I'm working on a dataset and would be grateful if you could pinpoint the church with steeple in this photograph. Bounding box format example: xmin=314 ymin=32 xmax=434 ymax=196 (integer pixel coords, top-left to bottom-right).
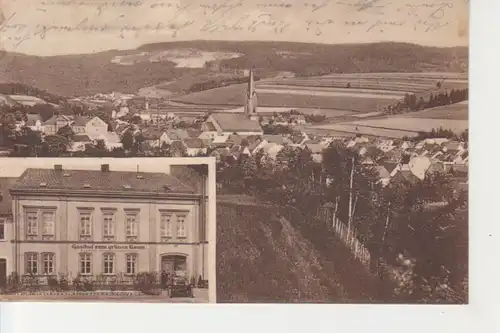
xmin=201 ymin=69 xmax=263 ymax=138
xmin=244 ymin=69 xmax=259 ymax=120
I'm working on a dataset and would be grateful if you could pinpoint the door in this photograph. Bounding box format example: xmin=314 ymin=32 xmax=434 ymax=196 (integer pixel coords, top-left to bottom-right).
xmin=0 ymin=259 xmax=6 ymax=288
xmin=161 ymin=255 xmax=187 ymax=274
xmin=162 ymin=258 xmax=175 ymax=274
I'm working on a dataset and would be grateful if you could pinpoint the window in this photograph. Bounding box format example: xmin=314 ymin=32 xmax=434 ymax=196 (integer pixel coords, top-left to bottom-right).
xmin=26 ymin=212 xmax=38 ymax=236
xmin=79 ymin=212 xmax=92 ymax=238
xmin=25 ymin=252 xmax=38 ymax=275
xmin=42 ymin=211 xmax=55 ymax=236
xmin=126 ymin=254 xmax=137 ymax=275
xmin=102 ymin=212 xmax=115 ymax=239
xmin=103 ymin=253 xmax=115 ymax=275
xmin=0 ymin=219 xmax=4 ymax=240
xmin=42 ymin=253 xmax=55 ymax=275
xmin=176 ymin=214 xmax=187 ymax=238
xmin=79 ymin=253 xmax=92 ymax=275
xmin=160 ymin=213 xmax=172 ymax=239
xmin=125 ymin=213 xmax=138 ymax=238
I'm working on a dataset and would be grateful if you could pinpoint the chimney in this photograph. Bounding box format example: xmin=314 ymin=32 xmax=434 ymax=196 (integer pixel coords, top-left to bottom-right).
xmin=54 ymin=165 xmax=63 ymax=172
xmin=101 ymin=164 xmax=110 ymax=172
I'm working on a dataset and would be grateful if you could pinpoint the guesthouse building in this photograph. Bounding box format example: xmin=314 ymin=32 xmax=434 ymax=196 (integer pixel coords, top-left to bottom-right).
xmin=4 ymin=164 xmax=209 ymax=285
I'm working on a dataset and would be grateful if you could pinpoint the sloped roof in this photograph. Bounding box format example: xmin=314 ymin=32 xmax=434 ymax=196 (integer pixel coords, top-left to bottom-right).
xmin=374 ymin=166 xmax=390 ymax=179
xmin=210 ymin=113 xmax=262 ymax=133
xmin=262 ymin=135 xmax=289 ymax=145
xmin=12 ymin=168 xmax=196 ymax=194
xmin=73 ymin=116 xmax=91 ymax=126
xmin=379 ymin=161 xmax=398 ymax=173
xmin=204 ymin=122 xmax=217 ymax=131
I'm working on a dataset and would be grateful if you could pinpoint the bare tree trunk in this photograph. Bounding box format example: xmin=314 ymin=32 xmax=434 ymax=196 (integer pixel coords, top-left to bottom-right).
xmin=332 ymin=196 xmax=339 ymax=229
xmin=347 ymin=156 xmax=355 ymax=240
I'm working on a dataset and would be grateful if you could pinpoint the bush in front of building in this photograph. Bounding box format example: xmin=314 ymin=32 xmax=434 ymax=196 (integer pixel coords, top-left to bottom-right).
xmin=73 ymin=276 xmax=95 ymax=292
xmin=23 ymin=273 xmax=41 ymax=291
xmin=2 ymin=272 xmax=23 ymax=294
xmin=134 ymin=271 xmax=161 ymax=295
xmin=47 ymin=276 xmax=59 ymax=291
xmin=58 ymin=273 xmax=70 ymax=291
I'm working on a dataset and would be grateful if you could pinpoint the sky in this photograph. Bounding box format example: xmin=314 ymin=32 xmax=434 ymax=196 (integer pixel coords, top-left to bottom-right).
xmin=0 ymin=0 xmax=469 ymax=56
xmin=0 ymin=157 xmax=209 ymax=177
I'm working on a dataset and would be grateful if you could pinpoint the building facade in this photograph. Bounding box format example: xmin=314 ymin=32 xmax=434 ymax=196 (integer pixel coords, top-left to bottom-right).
xmin=4 ymin=165 xmax=208 ymax=284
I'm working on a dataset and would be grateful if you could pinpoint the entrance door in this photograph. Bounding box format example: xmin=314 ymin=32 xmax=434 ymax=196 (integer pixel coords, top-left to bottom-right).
xmin=161 ymin=255 xmax=187 ymax=274
xmin=161 ymin=258 xmax=175 ymax=274
xmin=0 ymin=259 xmax=6 ymax=288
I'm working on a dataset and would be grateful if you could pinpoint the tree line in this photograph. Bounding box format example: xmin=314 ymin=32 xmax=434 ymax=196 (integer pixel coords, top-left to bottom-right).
xmin=385 ymin=88 xmax=468 ymax=114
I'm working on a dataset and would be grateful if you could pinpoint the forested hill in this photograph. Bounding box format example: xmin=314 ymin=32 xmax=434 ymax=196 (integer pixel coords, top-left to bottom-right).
xmin=0 ymin=41 xmax=468 ymax=97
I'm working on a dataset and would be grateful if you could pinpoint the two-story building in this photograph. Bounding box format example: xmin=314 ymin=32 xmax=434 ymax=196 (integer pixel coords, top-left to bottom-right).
xmin=6 ymin=164 xmax=209 ymax=284
xmin=72 ymin=116 xmax=108 ymax=137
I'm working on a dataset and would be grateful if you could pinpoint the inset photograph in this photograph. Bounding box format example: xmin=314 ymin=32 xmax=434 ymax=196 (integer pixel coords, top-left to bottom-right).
xmin=0 ymin=157 xmax=214 ymax=302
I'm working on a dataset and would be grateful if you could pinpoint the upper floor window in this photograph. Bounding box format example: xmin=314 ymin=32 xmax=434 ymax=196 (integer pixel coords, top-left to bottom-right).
xmin=176 ymin=214 xmax=187 ymax=238
xmin=42 ymin=211 xmax=55 ymax=237
xmin=79 ymin=211 xmax=92 ymax=239
xmin=103 ymin=253 xmax=115 ymax=275
xmin=25 ymin=252 xmax=38 ymax=275
xmin=125 ymin=212 xmax=139 ymax=239
xmin=102 ymin=211 xmax=115 ymax=239
xmin=160 ymin=213 xmax=173 ymax=239
xmin=42 ymin=252 xmax=55 ymax=275
xmin=26 ymin=212 xmax=38 ymax=236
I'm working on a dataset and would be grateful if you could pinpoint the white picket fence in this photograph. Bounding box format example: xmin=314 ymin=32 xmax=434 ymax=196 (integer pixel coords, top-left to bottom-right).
xmin=331 ymin=217 xmax=371 ymax=268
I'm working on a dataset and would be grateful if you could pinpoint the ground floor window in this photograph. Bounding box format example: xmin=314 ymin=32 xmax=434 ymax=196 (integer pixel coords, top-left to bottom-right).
xmin=126 ymin=254 xmax=137 ymax=275
xmin=25 ymin=252 xmax=38 ymax=275
xmin=103 ymin=253 xmax=115 ymax=275
xmin=42 ymin=252 xmax=55 ymax=274
xmin=79 ymin=253 xmax=92 ymax=275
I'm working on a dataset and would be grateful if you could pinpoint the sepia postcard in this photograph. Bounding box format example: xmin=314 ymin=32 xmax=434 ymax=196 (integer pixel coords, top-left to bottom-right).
xmin=0 ymin=0 xmax=468 ymax=304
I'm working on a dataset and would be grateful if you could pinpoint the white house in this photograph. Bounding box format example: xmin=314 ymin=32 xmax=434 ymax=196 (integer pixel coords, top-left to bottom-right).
xmin=25 ymin=114 xmax=44 ymax=132
xmin=71 ymin=116 xmax=108 ymax=137
xmin=94 ymin=132 xmax=123 ymax=150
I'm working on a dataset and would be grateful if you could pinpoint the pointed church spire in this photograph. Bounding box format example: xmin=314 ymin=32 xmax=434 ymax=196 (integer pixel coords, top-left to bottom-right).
xmin=245 ymin=68 xmax=258 ymax=117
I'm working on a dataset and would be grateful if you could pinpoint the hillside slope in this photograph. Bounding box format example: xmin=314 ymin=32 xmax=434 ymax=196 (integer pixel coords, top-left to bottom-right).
xmin=216 ymin=200 xmax=396 ymax=303
xmin=0 ymin=42 xmax=467 ymax=97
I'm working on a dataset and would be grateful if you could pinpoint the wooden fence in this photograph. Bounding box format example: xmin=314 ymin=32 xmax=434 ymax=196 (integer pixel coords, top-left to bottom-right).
xmin=317 ymin=206 xmax=371 ymax=269
xmin=331 ymin=217 xmax=371 ymax=268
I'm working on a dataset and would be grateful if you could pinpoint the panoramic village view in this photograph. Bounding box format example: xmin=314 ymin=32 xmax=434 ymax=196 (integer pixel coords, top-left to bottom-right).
xmin=0 ymin=41 xmax=468 ymax=303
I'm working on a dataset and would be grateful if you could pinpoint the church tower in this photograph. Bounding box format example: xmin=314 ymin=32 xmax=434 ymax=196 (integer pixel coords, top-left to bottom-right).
xmin=244 ymin=69 xmax=258 ymax=117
